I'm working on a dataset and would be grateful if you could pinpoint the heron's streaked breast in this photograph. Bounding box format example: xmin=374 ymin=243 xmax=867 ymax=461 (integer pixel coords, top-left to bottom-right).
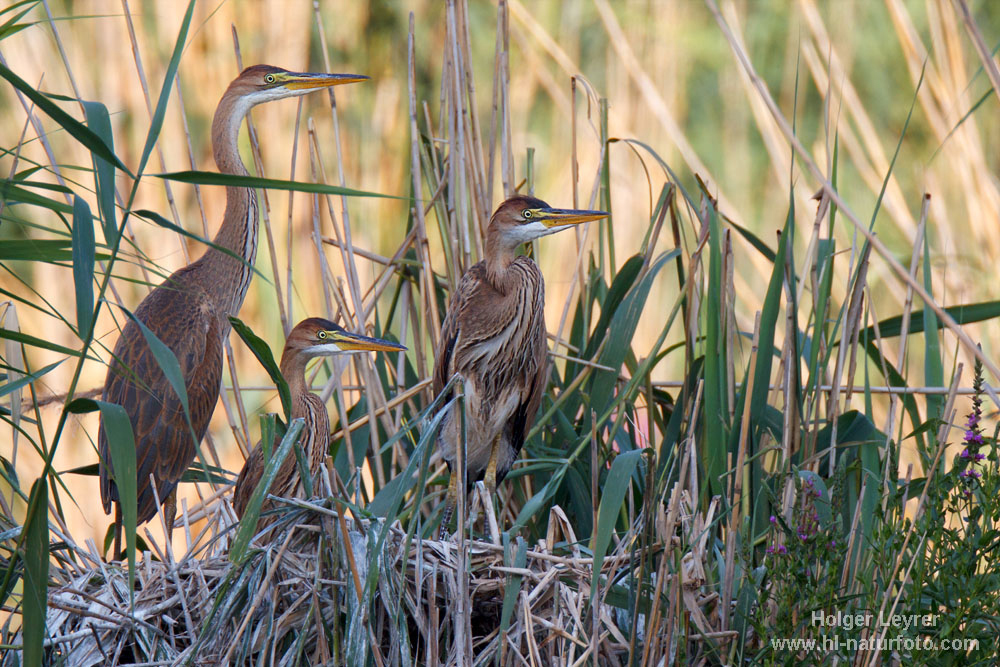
xmin=231 ymin=188 xmax=259 ymax=315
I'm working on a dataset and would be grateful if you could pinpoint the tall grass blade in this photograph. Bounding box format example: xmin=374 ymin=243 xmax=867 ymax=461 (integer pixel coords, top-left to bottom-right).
xmin=0 ymin=62 xmax=130 ymax=175
xmin=498 ymin=534 xmax=527 ymax=664
xmin=703 ymin=203 xmax=729 ymax=499
xmin=82 ymin=101 xmax=118 ymax=248
xmin=590 ymin=251 xmax=676 ymax=415
xmin=922 ymin=232 xmax=943 ymax=422
xmin=121 ymin=309 xmax=195 ymax=437
xmin=856 ymin=300 xmax=1000 ymax=339
xmin=229 ymin=417 xmax=304 ymax=564
xmin=65 ymin=399 xmax=137 ymax=585
xmin=0 ymin=327 xmax=84 ymax=357
xmin=230 ymin=316 xmax=291 ymax=421
xmin=133 ymin=0 xmax=195 ymax=179
xmin=867 ymin=63 xmax=924 ymax=231
xmin=589 ymin=448 xmax=643 ymax=602
xmin=735 ymin=202 xmax=792 ymax=449
xmin=71 ymin=195 xmax=94 ymax=340
xmin=0 ymin=360 xmax=61 ymax=399
xmin=0 ymin=1 xmax=37 ymax=41
xmin=0 ymin=182 xmax=73 ymax=214
xmin=157 ymin=171 xmax=401 ymax=199
xmin=22 ymin=478 xmax=48 ymax=667
xmin=134 ymin=209 xmax=266 ymax=281
xmin=0 ymin=239 xmax=111 ymax=263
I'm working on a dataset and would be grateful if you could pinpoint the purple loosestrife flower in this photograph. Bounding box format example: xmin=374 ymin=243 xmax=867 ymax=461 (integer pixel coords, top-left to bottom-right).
xmin=965 ymin=431 xmax=984 ymax=445
xmin=957 ymin=354 xmax=988 ymax=493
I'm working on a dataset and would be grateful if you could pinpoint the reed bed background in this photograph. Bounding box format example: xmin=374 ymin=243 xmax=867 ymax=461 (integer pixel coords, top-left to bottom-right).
xmin=2 ymin=0 xmax=1000 ymax=664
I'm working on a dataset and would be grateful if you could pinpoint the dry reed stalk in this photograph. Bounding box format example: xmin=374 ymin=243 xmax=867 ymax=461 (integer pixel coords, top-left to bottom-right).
xmin=221 ymin=528 xmax=296 ymax=664
xmin=406 ymin=12 xmax=441 ymax=367
xmin=0 ymin=55 xmax=131 ymax=315
xmin=34 ymin=1 xmax=137 ymax=318
xmin=955 ymin=0 xmax=1000 ymax=104
xmin=896 ymin=194 xmax=930 ymax=372
xmin=311 ymin=7 xmax=364 ymax=333
xmin=706 ymin=0 xmax=1000 ymax=389
xmin=859 ymin=360 xmax=960 ymax=667
xmin=305 ymin=111 xmax=398 ymax=484
xmin=796 ymin=0 xmax=918 ymax=238
xmin=120 ymin=0 xmax=188 ymax=265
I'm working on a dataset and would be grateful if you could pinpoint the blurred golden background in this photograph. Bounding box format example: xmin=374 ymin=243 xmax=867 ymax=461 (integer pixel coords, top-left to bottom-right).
xmin=2 ymin=0 xmax=999 ymax=554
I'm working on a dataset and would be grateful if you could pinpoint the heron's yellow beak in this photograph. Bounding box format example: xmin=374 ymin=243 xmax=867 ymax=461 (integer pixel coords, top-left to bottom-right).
xmin=281 ymin=72 xmax=370 ymax=91
xmin=533 ymin=208 xmax=610 ymax=228
xmin=328 ymin=330 xmax=407 ymax=353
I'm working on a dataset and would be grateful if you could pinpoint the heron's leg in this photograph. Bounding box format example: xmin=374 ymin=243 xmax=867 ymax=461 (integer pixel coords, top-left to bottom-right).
xmin=438 ymin=471 xmax=459 ymax=540
xmin=164 ymin=489 xmax=177 ymax=546
xmin=112 ymin=504 xmax=123 ymax=562
xmin=483 ymin=433 xmax=502 ymax=497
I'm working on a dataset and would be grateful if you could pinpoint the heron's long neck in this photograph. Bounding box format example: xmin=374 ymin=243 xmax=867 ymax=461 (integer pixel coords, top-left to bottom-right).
xmin=484 ymin=230 xmax=523 ymax=294
xmin=279 ymin=351 xmax=330 ymax=470
xmin=201 ymin=92 xmax=258 ymax=316
xmin=280 ymin=351 xmax=311 ymax=418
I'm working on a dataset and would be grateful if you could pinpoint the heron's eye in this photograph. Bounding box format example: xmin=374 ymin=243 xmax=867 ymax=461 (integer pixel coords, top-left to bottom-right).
xmin=317 ymin=331 xmax=327 ymax=340
xmin=264 ymin=74 xmax=276 ymax=84
xmin=522 ymin=209 xmax=532 ymax=219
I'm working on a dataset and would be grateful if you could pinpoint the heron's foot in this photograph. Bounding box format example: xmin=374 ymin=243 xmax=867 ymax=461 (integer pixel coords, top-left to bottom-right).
xmin=112 ymin=504 xmax=123 ymax=562
xmin=484 ymin=433 xmax=501 ymax=498
xmin=483 ymin=468 xmax=498 ymax=499
xmin=164 ymin=489 xmax=178 ymax=544
xmin=438 ymin=472 xmax=459 ymax=540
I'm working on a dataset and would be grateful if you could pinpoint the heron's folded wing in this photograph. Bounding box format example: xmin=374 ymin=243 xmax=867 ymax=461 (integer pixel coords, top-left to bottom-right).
xmin=233 ymin=441 xmax=264 ymax=518
xmin=100 ymin=286 xmax=224 ymax=523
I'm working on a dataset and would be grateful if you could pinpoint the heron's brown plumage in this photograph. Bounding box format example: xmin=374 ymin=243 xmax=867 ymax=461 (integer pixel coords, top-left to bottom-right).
xmin=433 ymin=254 xmax=547 ymax=488
xmin=433 ymin=196 xmax=608 ymax=533
xmin=233 ymin=318 xmax=405 ymax=520
xmin=97 ymin=66 xmax=366 ymax=555
xmin=233 ymin=321 xmax=331 ymax=519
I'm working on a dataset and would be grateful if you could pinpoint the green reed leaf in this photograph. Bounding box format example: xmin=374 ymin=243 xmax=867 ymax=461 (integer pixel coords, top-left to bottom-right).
xmin=0 ymin=62 xmax=130 ymax=175
xmin=71 ymin=196 xmax=95 ymax=340
xmin=82 ymin=100 xmax=118 ymax=248
xmin=22 ymin=478 xmax=48 ymax=667
xmin=229 ymin=417 xmax=304 ymax=564
xmin=229 ymin=316 xmax=291 ymax=421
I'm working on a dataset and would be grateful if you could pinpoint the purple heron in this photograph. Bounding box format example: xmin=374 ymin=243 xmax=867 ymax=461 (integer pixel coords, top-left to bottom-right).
xmin=98 ymin=66 xmax=367 ymax=558
xmin=232 ymin=317 xmax=405 ymax=519
xmin=434 ymin=195 xmax=608 ymax=536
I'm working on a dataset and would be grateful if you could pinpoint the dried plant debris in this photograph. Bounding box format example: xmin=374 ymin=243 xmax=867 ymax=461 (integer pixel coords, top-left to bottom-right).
xmin=12 ymin=482 xmax=726 ymax=666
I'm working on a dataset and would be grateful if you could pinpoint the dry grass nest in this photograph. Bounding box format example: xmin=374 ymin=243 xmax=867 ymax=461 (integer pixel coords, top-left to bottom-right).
xmin=18 ymin=483 xmax=727 ymax=665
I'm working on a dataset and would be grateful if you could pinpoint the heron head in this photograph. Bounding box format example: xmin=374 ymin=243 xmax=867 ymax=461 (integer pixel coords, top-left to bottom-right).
xmin=227 ymin=65 xmax=368 ymax=106
xmin=488 ymin=195 xmax=608 ymax=248
xmin=285 ymin=318 xmax=407 ymax=358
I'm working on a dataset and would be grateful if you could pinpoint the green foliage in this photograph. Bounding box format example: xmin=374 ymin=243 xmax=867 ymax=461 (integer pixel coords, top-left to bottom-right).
xmin=228 ymin=417 xmax=303 ymax=564
xmin=21 ymin=479 xmax=47 ymax=667
xmin=230 ymin=316 xmax=292 ymax=421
